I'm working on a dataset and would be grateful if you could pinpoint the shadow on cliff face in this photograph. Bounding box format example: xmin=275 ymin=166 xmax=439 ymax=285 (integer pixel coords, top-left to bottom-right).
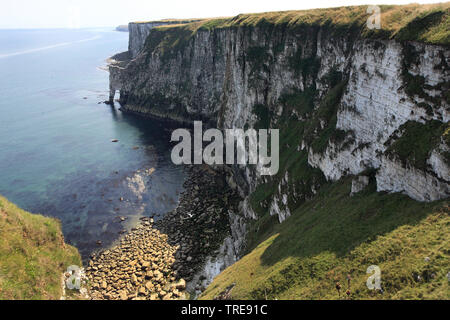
xmin=108 ymin=106 xmax=184 ymax=147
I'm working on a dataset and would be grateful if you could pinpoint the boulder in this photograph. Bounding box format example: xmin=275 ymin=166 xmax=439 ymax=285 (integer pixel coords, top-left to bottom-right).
xmin=145 ymin=281 xmax=154 ymax=291
xmin=138 ymin=287 xmax=146 ymax=295
xmin=175 ymin=279 xmax=186 ymax=290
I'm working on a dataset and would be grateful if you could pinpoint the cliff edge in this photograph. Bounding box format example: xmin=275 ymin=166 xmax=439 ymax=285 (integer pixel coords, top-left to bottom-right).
xmin=0 ymin=196 xmax=81 ymax=299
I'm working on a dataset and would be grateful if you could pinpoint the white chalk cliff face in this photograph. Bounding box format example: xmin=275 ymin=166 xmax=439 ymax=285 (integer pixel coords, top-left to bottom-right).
xmin=128 ymin=21 xmax=203 ymax=59
xmin=109 ymin=23 xmax=449 ymax=258
xmin=308 ymin=40 xmax=449 ymax=201
xmin=128 ymin=23 xmax=158 ymax=59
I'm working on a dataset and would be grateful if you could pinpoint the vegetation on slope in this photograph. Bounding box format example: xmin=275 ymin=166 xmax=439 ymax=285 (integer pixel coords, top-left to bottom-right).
xmin=0 ymin=196 xmax=81 ymax=300
xmin=201 ymin=179 xmax=449 ymax=300
xmin=205 ymin=77 xmax=449 ymax=300
xmin=385 ymin=120 xmax=450 ymax=171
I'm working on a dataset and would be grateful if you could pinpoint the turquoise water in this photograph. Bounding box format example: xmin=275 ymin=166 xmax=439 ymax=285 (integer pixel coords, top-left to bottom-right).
xmin=0 ymin=28 xmax=185 ymax=259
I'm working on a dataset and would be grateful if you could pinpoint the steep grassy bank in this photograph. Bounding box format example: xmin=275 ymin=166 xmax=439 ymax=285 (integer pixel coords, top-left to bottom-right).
xmin=0 ymin=196 xmax=81 ymax=300
xmin=201 ymin=180 xmax=449 ymax=300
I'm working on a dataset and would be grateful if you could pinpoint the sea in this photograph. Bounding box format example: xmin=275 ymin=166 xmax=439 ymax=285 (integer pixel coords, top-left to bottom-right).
xmin=0 ymin=28 xmax=186 ymax=260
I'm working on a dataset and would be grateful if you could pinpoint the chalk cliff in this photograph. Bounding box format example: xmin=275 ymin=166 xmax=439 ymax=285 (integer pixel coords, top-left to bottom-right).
xmin=128 ymin=20 xmax=203 ymax=58
xmin=108 ymin=4 xmax=450 ymax=292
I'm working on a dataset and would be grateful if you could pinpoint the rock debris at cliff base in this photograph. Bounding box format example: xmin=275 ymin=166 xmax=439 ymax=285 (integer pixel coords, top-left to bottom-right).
xmin=86 ymin=165 xmax=242 ymax=300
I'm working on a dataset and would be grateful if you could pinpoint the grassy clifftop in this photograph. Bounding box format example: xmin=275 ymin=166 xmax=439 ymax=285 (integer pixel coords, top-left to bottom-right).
xmin=0 ymin=196 xmax=81 ymax=300
xmin=201 ymin=179 xmax=449 ymax=300
xmin=147 ymin=2 xmax=449 ymax=51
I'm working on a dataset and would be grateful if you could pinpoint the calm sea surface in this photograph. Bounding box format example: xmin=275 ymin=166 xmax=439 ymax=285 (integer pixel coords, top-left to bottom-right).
xmin=0 ymin=28 xmax=185 ymax=259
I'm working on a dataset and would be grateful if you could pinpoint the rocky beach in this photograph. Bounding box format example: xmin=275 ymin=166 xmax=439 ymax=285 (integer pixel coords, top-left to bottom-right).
xmin=86 ymin=164 xmax=242 ymax=300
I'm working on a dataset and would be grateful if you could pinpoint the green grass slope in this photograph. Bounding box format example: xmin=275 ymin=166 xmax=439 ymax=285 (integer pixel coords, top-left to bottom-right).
xmin=0 ymin=196 xmax=81 ymax=300
xmin=201 ymin=179 xmax=449 ymax=300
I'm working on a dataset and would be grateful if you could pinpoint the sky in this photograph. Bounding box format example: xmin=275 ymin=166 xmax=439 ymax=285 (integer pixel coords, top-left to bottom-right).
xmin=0 ymin=0 xmax=444 ymax=29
